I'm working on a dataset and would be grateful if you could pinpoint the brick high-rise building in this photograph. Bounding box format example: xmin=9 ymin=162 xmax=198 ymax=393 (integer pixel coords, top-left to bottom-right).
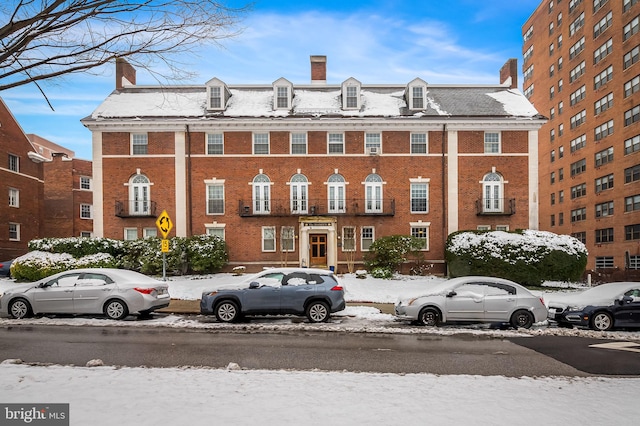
xmin=82 ymin=57 xmax=544 ymax=274
xmin=524 ymin=0 xmax=640 ymax=272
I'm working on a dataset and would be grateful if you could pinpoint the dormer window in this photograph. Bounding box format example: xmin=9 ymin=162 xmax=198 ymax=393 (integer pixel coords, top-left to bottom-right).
xmin=206 ymin=77 xmax=230 ymax=111
xmin=407 ymin=78 xmax=427 ymax=111
xmin=341 ymin=78 xmax=361 ymax=110
xmin=210 ymin=86 xmax=222 ymax=108
xmin=273 ymin=78 xmax=293 ymax=110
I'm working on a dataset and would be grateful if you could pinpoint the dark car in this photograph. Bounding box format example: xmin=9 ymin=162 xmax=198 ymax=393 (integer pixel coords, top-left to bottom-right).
xmin=0 ymin=260 xmax=13 ymax=278
xmin=200 ymin=267 xmax=346 ymax=323
xmin=556 ymin=288 xmax=640 ymax=331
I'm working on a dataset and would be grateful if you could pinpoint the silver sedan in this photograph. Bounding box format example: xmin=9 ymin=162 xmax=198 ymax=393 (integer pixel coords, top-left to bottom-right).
xmin=395 ymin=276 xmax=548 ymax=329
xmin=0 ymin=268 xmax=170 ymax=320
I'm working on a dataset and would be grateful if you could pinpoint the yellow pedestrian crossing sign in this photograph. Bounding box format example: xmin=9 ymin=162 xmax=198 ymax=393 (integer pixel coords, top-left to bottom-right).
xmin=156 ymin=210 xmax=173 ymax=239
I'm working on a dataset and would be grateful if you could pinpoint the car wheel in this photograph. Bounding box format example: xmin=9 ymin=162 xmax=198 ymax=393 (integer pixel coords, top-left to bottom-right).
xmin=306 ymin=301 xmax=330 ymax=323
xmin=215 ymin=300 xmax=239 ymax=323
xmin=511 ymin=310 xmax=534 ymax=329
xmin=9 ymin=298 xmax=32 ymax=319
xmin=417 ymin=307 xmax=440 ymax=326
xmin=104 ymin=299 xmax=129 ymax=320
xmin=591 ymin=311 xmax=613 ymax=331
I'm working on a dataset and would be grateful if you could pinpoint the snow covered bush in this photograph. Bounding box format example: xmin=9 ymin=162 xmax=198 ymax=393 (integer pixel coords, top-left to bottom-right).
xmin=364 ymin=235 xmax=425 ymax=279
xmin=186 ymin=235 xmax=228 ymax=273
xmin=28 ymin=237 xmax=125 ymax=258
xmin=445 ymin=230 xmax=588 ymax=286
xmin=10 ymin=251 xmax=117 ymax=281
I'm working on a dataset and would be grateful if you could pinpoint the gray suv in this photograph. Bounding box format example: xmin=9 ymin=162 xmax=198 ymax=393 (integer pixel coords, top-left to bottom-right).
xmin=200 ymin=268 xmax=346 ymax=323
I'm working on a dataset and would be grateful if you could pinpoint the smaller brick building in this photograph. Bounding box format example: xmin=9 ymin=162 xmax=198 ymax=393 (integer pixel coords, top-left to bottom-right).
xmin=0 ymin=97 xmax=45 ymax=259
xmin=0 ymin=99 xmax=94 ymax=259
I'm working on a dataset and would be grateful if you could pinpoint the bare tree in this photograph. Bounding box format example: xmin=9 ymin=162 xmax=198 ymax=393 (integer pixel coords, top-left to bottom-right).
xmin=0 ymin=0 xmax=250 ymax=94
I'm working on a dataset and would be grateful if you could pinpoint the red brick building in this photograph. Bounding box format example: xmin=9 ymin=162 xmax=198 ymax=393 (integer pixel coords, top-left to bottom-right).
xmin=82 ymin=57 xmax=545 ymax=273
xmin=0 ymin=97 xmax=45 ymax=259
xmin=42 ymin=153 xmax=94 ymax=238
xmin=524 ymin=0 xmax=640 ymax=271
xmin=0 ymin=100 xmax=94 ymax=260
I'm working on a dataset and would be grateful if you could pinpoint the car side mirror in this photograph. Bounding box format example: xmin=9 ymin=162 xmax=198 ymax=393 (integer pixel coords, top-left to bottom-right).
xmin=249 ymin=281 xmax=260 ymax=289
xmin=620 ymin=295 xmax=633 ymax=305
xmin=446 ymin=291 xmax=456 ymax=298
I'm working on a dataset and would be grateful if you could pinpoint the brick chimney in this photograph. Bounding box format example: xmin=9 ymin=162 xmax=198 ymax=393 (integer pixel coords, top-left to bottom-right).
xmin=116 ymin=58 xmax=136 ymax=90
xmin=310 ymin=55 xmax=327 ymax=85
xmin=499 ymin=58 xmax=518 ymax=89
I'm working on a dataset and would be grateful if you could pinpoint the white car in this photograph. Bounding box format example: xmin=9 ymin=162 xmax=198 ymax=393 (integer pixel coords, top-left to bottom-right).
xmin=0 ymin=268 xmax=170 ymax=320
xmin=395 ymin=276 xmax=547 ymax=329
xmin=546 ymin=281 xmax=640 ymax=326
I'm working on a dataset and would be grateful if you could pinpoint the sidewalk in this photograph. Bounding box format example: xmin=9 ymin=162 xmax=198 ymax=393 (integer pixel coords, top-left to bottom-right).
xmin=158 ymin=300 xmax=395 ymax=315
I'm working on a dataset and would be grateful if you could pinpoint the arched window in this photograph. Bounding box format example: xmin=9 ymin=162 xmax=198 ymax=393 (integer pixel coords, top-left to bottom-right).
xmin=365 ymin=173 xmax=383 ymax=213
xmin=290 ymin=173 xmax=308 ymax=214
xmin=129 ymin=174 xmax=151 ymax=215
xmin=253 ymin=174 xmax=271 ymax=214
xmin=328 ymin=174 xmax=346 ymax=213
xmin=483 ymin=172 xmax=504 ymax=213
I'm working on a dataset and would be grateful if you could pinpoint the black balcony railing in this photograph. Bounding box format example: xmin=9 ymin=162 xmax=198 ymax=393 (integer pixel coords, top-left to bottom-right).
xmin=239 ymin=198 xmax=395 ymax=217
xmin=115 ymin=200 xmax=158 ymax=218
xmin=475 ymin=198 xmax=516 ymax=216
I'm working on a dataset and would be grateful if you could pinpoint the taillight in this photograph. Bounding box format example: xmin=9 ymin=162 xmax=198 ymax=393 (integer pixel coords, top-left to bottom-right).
xmin=330 ymin=285 xmax=343 ymax=291
xmin=134 ymin=287 xmax=155 ymax=294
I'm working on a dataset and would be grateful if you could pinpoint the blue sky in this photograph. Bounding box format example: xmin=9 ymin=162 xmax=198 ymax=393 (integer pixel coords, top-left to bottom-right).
xmin=1 ymin=0 xmax=541 ymax=160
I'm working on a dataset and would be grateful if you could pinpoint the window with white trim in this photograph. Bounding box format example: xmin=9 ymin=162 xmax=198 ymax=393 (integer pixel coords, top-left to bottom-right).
xmin=342 ymin=78 xmax=361 ymax=110
xmin=484 ymin=132 xmax=500 ymax=153
xmin=80 ymin=176 xmax=91 ymax=190
xmin=9 ymin=223 xmax=19 ymax=241
xmin=569 ymin=12 xmax=585 ymax=36
xmin=129 ymin=173 xmax=151 ymax=216
xmin=80 ymin=204 xmax=92 ymax=219
xmin=328 ymin=133 xmax=344 ymax=154
xmin=143 ymin=228 xmax=157 ymax=238
xmin=365 ymin=133 xmax=381 ymax=154
xmin=80 ymin=231 xmax=92 ymax=238
xmin=253 ymin=133 xmax=269 ymax=154
xmin=411 ymin=225 xmax=429 ymax=250
xmin=361 ymin=227 xmax=374 ymax=251
xmin=206 ymin=183 xmax=224 ymax=215
xmin=625 ymin=75 xmax=640 ymax=97
xmin=207 ymin=134 xmax=224 ymax=155
xmin=206 ymin=226 xmax=225 ymax=240
xmin=482 ymin=172 xmax=504 ymax=213
xmin=276 ymin=86 xmax=289 ymax=109
xmin=593 ymin=38 xmax=612 ymax=64
xmin=328 ymin=173 xmax=346 ymax=214
xmin=410 ymin=182 xmax=429 ymax=213
xmin=281 ymin=226 xmax=295 ymax=252
xmin=291 ymin=133 xmax=307 ymax=155
xmin=209 ymin=86 xmax=222 ymax=109
xmin=594 ymin=120 xmax=614 ymax=141
xmin=594 ymin=66 xmax=613 ymax=89
xmin=9 ymin=188 xmax=18 ymax=207
xmin=124 ymin=228 xmax=138 ymax=241
xmin=364 ymin=173 xmax=383 ymax=213
xmin=342 ymin=227 xmax=356 ymax=251
xmin=569 ymin=37 xmax=585 ymax=60
xmin=253 ymin=173 xmax=271 ymax=214
xmin=290 ymin=173 xmax=308 ymax=214
xmin=131 ymin=133 xmax=148 ymax=155
xmin=570 ymin=61 xmax=585 ymax=83
xmin=411 ymin=133 xmax=427 ymax=154
xmin=262 ymin=226 xmax=276 ymax=252
xmin=594 ymin=93 xmax=613 ymax=115
xmin=624 ymin=46 xmax=640 ymax=70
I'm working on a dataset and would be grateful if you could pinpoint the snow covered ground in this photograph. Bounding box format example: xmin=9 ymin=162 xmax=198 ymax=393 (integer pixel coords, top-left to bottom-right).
xmin=1 ymin=273 xmax=639 ymax=425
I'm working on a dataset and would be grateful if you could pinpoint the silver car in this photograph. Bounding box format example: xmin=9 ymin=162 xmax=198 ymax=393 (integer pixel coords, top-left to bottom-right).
xmin=200 ymin=267 xmax=346 ymax=323
xmin=0 ymin=268 xmax=170 ymax=320
xmin=395 ymin=276 xmax=547 ymax=329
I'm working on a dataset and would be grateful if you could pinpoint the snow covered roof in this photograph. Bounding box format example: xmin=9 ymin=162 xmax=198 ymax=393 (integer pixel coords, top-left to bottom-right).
xmin=85 ymin=81 xmax=543 ymax=122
